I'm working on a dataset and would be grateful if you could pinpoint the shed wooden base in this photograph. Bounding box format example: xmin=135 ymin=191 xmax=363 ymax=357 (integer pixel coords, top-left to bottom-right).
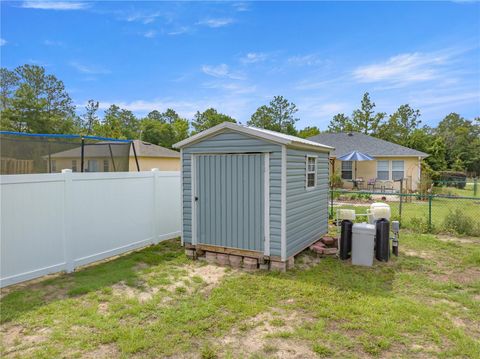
xmin=184 ymin=244 xmax=293 ymax=272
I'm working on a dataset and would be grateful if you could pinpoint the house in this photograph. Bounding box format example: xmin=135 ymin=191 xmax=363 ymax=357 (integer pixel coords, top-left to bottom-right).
xmin=174 ymin=122 xmax=333 ymax=270
xmin=48 ymin=139 xmax=180 ymax=172
xmin=308 ymin=132 xmax=428 ymax=191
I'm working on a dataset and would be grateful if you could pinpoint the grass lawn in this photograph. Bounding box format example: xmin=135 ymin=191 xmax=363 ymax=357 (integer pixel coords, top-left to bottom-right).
xmin=1 ymin=234 xmax=480 ymax=358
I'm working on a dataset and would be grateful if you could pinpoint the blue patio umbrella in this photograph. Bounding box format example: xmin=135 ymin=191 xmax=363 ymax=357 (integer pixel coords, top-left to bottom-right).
xmin=337 ymin=150 xmax=374 ymax=182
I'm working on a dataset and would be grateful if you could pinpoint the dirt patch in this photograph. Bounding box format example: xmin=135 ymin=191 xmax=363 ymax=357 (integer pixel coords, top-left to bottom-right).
xmin=82 ymin=344 xmax=119 ymax=358
xmin=111 ymin=282 xmax=159 ymax=303
xmin=111 ymin=264 xmax=228 ymax=303
xmin=162 ymin=264 xmax=229 ymax=295
xmin=430 ymin=267 xmax=480 ymax=284
xmin=216 ymin=309 xmax=317 ymax=358
xmin=1 ymin=325 xmax=51 ymax=356
xmin=97 ymin=302 xmax=109 ymax=314
xmin=436 ymin=235 xmax=480 ymax=245
xmin=403 ymin=250 xmax=435 ymax=260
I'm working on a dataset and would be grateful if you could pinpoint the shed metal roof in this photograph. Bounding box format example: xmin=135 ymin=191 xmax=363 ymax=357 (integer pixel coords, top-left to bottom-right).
xmin=173 ymin=122 xmax=333 ymax=151
xmin=308 ymin=132 xmax=428 ymax=158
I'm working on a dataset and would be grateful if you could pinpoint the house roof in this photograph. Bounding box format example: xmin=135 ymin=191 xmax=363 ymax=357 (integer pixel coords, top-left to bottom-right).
xmin=49 ymin=140 xmax=180 ymax=158
xmin=129 ymin=140 xmax=180 ymax=158
xmin=308 ymin=132 xmax=428 ymax=158
xmin=173 ymin=122 xmax=334 ymax=151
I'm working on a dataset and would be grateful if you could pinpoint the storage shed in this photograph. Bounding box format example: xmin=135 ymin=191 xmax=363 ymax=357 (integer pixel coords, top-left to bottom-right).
xmin=173 ymin=122 xmax=333 ymax=270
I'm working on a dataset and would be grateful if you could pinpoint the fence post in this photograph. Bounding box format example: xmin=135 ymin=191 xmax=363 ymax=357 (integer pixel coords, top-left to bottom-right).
xmin=428 ymin=193 xmax=433 ymax=232
xmin=151 ymin=168 xmax=160 ymax=244
xmin=474 ymin=177 xmax=478 ymax=197
xmin=62 ymin=169 xmax=75 ymax=273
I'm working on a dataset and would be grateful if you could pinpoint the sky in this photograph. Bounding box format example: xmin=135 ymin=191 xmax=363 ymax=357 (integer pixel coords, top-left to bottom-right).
xmin=1 ymin=1 xmax=479 ymax=130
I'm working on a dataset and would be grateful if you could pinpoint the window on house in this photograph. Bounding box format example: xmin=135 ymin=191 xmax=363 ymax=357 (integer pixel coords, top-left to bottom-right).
xmin=103 ymin=159 xmax=109 ymax=172
xmin=51 ymin=160 xmax=57 ymax=172
xmin=87 ymin=160 xmax=98 ymax=172
xmin=341 ymin=161 xmax=352 ymax=180
xmin=72 ymin=160 xmax=77 ymax=172
xmin=306 ymin=156 xmax=317 ymax=188
xmin=377 ymin=160 xmax=389 ymax=180
xmin=392 ymin=160 xmax=404 ymax=180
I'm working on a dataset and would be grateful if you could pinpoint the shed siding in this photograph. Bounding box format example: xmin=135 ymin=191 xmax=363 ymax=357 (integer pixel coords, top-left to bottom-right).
xmin=182 ymin=130 xmax=282 ymax=257
xmin=286 ymin=148 xmax=329 ymax=257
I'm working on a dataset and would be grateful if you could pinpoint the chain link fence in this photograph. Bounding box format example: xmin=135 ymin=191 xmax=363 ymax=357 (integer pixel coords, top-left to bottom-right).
xmin=329 ymin=189 xmax=480 ymax=237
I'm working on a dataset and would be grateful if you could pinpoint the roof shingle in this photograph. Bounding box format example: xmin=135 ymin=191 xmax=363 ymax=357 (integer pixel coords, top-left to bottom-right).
xmin=308 ymin=132 xmax=428 ymax=158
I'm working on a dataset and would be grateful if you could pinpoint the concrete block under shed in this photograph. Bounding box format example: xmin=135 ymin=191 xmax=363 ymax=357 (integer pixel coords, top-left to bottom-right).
xmin=229 ymin=255 xmax=243 ymax=268
xmin=217 ymin=253 xmax=229 ymax=266
xmin=205 ymin=252 xmax=218 ymax=264
xmin=270 ymin=261 xmax=287 ymax=272
xmin=185 ymin=249 xmax=196 ymax=259
xmin=243 ymin=257 xmax=258 ymax=270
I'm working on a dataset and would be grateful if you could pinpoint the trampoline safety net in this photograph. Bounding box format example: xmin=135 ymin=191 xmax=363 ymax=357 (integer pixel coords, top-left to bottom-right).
xmin=0 ymin=132 xmax=132 ymax=175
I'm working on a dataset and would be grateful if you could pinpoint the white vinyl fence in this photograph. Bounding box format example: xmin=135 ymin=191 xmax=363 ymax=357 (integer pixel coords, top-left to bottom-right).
xmin=0 ymin=170 xmax=181 ymax=287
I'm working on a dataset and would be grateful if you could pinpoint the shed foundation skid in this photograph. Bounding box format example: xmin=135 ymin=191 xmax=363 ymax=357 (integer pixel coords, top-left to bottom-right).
xmin=184 ymin=245 xmax=298 ymax=272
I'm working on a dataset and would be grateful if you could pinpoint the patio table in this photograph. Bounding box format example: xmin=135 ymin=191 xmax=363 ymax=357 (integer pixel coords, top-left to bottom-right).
xmin=351 ymin=179 xmax=364 ymax=190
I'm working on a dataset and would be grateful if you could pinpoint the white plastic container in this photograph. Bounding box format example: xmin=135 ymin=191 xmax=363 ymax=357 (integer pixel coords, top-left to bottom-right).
xmin=338 ymin=209 xmax=356 ymax=221
xmin=368 ymin=202 xmax=391 ymax=223
xmin=352 ymin=223 xmax=376 ymax=266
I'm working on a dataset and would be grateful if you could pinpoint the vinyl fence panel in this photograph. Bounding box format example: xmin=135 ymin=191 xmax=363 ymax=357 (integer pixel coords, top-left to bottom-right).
xmin=0 ymin=170 xmax=181 ymax=287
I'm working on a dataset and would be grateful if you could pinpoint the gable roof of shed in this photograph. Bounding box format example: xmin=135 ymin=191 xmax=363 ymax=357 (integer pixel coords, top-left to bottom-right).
xmin=308 ymin=132 xmax=428 ymax=158
xmin=173 ymin=122 xmax=333 ymax=151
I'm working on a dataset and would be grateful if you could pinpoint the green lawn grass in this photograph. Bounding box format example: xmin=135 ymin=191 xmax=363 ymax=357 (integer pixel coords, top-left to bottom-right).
xmin=1 ymin=235 xmax=480 ymax=358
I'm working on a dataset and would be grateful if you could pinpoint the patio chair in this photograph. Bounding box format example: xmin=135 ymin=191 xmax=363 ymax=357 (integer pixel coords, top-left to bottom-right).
xmin=384 ymin=180 xmax=395 ymax=193
xmin=367 ymin=178 xmax=376 ymax=191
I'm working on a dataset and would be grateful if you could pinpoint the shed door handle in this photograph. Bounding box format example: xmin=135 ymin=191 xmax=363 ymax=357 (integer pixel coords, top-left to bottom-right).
xmin=195 ymin=196 xmax=199 ymax=201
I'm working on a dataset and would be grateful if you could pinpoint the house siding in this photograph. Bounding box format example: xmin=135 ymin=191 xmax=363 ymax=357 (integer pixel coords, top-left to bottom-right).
xmin=181 ymin=130 xmax=282 ymax=257
xmin=333 ymin=156 xmax=422 ymax=191
xmin=286 ymin=148 xmax=329 ymax=258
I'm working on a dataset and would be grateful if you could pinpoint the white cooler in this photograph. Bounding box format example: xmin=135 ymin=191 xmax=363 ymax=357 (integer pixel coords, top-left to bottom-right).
xmin=352 ymin=223 xmax=376 ymax=266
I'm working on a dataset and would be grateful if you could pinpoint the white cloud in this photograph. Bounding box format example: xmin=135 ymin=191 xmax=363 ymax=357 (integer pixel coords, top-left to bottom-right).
xmin=124 ymin=11 xmax=162 ymax=24
xmin=232 ymin=2 xmax=250 ymax=12
xmin=203 ymin=81 xmax=256 ymax=94
xmin=287 ymin=54 xmax=324 ymax=66
xmin=70 ymin=62 xmax=110 ymax=75
xmin=353 ymin=52 xmax=448 ymax=85
xmin=143 ymin=30 xmax=156 ymax=38
xmin=240 ymin=52 xmax=267 ymax=64
xmin=167 ymin=27 xmax=189 ymax=36
xmin=21 ymin=1 xmax=88 ymax=10
xmin=95 ymin=96 xmax=252 ymax=121
xmin=202 ymin=64 xmax=244 ymax=80
xmin=197 ymin=18 xmax=234 ymax=28
xmin=298 ymin=100 xmax=349 ymax=121
xmin=0 ymin=38 xmax=6 ymax=46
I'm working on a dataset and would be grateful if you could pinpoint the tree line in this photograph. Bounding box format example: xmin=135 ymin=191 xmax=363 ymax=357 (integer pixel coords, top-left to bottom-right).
xmin=1 ymin=65 xmax=479 ymax=175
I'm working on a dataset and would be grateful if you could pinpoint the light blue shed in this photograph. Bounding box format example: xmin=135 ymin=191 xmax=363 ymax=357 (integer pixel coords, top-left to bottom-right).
xmin=174 ymin=122 xmax=333 ymax=265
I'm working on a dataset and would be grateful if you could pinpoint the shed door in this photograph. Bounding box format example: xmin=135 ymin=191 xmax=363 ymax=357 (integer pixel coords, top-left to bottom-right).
xmin=195 ymin=154 xmax=264 ymax=251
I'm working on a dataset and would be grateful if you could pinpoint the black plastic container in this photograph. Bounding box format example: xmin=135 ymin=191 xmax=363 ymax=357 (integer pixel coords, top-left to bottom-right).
xmin=339 ymin=219 xmax=353 ymax=260
xmin=375 ymin=218 xmax=390 ymax=261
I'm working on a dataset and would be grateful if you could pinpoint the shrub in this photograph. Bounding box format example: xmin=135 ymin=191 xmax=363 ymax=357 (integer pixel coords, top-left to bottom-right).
xmin=417 ymin=171 xmax=433 ymax=200
xmin=438 ymin=171 xmax=467 ymax=189
xmin=442 ymin=208 xmax=478 ymax=236
xmin=408 ymin=216 xmax=434 ymax=234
